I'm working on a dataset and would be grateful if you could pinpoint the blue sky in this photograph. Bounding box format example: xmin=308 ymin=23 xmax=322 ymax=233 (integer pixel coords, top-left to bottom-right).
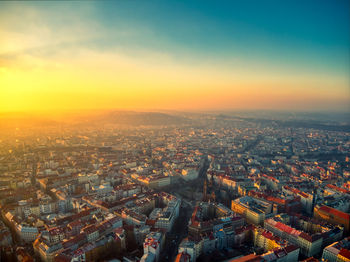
xmin=90 ymin=0 xmax=349 ymax=72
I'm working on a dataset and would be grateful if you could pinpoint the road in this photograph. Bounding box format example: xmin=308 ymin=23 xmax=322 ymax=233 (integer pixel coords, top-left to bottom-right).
xmin=160 ymin=201 xmax=193 ymax=262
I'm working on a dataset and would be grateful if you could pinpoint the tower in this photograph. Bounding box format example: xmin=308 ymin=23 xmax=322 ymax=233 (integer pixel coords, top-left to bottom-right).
xmin=210 ymin=191 xmax=216 ymax=203
xmin=203 ymin=179 xmax=208 ymax=201
xmin=311 ymin=186 xmax=318 ymax=216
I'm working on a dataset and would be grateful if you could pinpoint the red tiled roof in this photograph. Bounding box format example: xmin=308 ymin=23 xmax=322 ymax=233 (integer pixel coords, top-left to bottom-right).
xmin=302 ymin=257 xmax=319 ymax=262
xmin=54 ymin=254 xmax=72 ymax=262
xmin=339 ymin=248 xmax=350 ymax=259
xmin=319 ymin=205 xmax=350 ymax=220
xmin=326 ymin=184 xmax=350 ymax=194
xmin=299 ymin=232 xmax=322 ymax=242
xmin=284 ymin=245 xmax=299 ymax=253
xmin=146 ymin=219 xmax=156 ymax=226
xmin=175 ymin=252 xmax=191 ymax=262
xmin=229 ymin=254 xmax=262 ymax=262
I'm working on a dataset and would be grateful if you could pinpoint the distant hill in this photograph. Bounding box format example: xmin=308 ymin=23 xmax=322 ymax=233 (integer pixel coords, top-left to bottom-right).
xmin=0 ymin=111 xmax=191 ymax=129
xmin=93 ymin=111 xmax=190 ymax=126
xmin=1 ymin=110 xmax=348 ymax=130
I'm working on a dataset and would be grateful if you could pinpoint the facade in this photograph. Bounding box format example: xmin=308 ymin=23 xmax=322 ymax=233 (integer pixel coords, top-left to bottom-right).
xmin=253 ymin=227 xmax=288 ymax=252
xmin=138 ymin=175 xmax=171 ymax=189
xmin=16 ymin=224 xmax=39 ymax=243
xmin=189 ymin=202 xmax=244 ymax=237
xmin=264 ymin=214 xmax=343 ymax=257
xmin=178 ymin=238 xmax=198 ymax=262
xmin=175 ymin=251 xmax=191 ymax=262
xmin=231 ymin=196 xmax=273 ymax=225
xmin=181 ymin=168 xmax=199 ymax=181
xmin=180 ymin=202 xmax=245 ymax=259
xmin=141 ymin=231 xmax=164 ymax=262
xmin=230 ymin=245 xmax=300 ymax=262
xmin=314 ymin=205 xmax=350 ymax=232
xmin=322 ymin=237 xmax=350 ymax=262
xmin=31 ymin=212 xmax=123 ymax=262
xmin=282 ymin=186 xmax=314 ymax=215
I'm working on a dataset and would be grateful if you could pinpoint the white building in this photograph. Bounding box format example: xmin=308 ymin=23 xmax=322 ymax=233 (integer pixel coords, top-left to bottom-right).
xmin=17 ymin=225 xmax=39 ymax=243
xmin=155 ymin=199 xmax=180 ymax=232
xmin=178 ymin=238 xmax=202 ymax=262
xmin=141 ymin=231 xmax=163 ymax=262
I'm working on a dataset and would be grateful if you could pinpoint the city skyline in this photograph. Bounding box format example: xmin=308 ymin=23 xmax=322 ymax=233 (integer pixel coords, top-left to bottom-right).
xmin=0 ymin=1 xmax=349 ymax=113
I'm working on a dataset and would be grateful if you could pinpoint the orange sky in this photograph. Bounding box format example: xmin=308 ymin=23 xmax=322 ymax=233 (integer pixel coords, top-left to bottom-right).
xmin=1 ymin=49 xmax=348 ymax=113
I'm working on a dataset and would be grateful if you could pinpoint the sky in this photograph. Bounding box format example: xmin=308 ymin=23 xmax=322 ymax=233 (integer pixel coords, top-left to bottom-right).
xmin=0 ymin=0 xmax=349 ymax=113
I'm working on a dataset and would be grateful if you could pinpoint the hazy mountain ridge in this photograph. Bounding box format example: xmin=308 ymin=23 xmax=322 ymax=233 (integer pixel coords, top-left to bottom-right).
xmin=0 ymin=111 xmax=191 ymax=128
xmin=94 ymin=111 xmax=191 ymax=126
xmin=1 ymin=110 xmax=349 ymax=130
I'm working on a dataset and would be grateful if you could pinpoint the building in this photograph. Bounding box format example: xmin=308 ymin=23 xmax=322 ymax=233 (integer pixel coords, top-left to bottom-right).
xmin=178 ymin=238 xmax=199 ymax=262
xmin=189 ymin=202 xmax=244 ymax=237
xmin=231 ymin=196 xmax=273 ymax=225
xmin=179 ymin=202 xmax=245 ymax=259
xmin=154 ymin=199 xmax=180 ymax=232
xmin=138 ymin=175 xmax=171 ymax=189
xmin=253 ymin=227 xmax=288 ymax=252
xmin=282 ymin=186 xmax=314 ymax=215
xmin=175 ymin=251 xmax=191 ymax=262
xmin=230 ymin=245 xmax=299 ymax=262
xmin=141 ymin=231 xmax=164 ymax=262
xmin=314 ymin=205 xmax=350 ymax=232
xmin=264 ymin=214 xmax=342 ymax=257
xmin=181 ymin=168 xmax=199 ymax=181
xmin=322 ymin=237 xmax=350 ymax=262
xmin=248 ymin=190 xmax=301 ymax=214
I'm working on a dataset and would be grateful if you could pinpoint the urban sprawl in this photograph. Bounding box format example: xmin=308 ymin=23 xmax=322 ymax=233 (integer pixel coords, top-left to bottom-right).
xmin=0 ymin=114 xmax=349 ymax=262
